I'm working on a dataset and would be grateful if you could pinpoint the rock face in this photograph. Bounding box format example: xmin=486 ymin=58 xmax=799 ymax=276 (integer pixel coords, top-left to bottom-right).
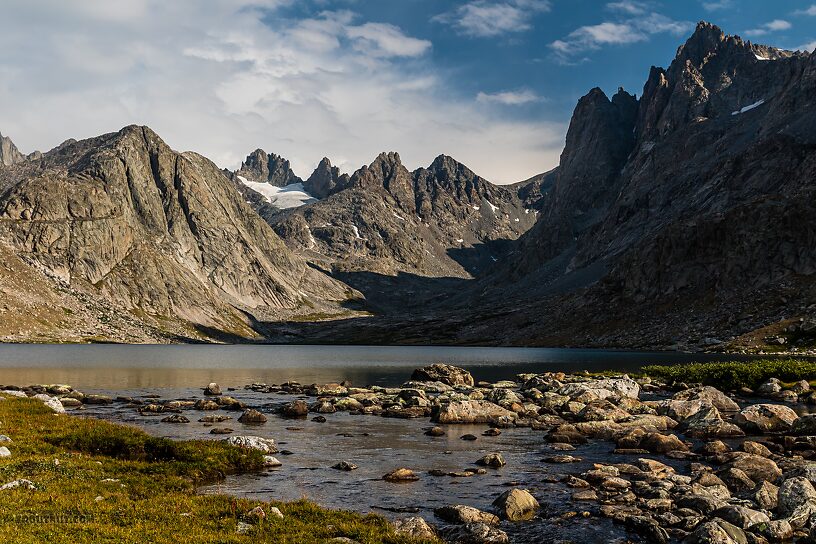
xmin=369 ymin=21 xmax=809 ymax=349
xmin=0 ymin=126 xmax=357 ymax=342
xmin=0 ymin=132 xmax=25 ymax=166
xmin=268 ymin=152 xmax=537 ymax=280
xmin=236 ymin=149 xmax=301 ymax=188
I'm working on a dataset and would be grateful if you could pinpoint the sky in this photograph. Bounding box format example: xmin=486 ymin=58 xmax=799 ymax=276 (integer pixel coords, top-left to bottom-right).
xmin=0 ymin=1 xmax=814 ymax=184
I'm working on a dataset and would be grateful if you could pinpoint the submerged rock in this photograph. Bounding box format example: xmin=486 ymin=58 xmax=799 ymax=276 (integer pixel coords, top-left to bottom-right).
xmin=383 ymin=468 xmax=419 ymax=482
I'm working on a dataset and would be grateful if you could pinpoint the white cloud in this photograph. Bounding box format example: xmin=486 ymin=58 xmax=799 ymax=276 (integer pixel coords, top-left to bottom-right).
xmin=794 ymin=5 xmax=816 ymax=15
xmin=701 ymin=0 xmax=732 ymax=11
xmin=432 ymin=0 xmax=550 ymax=38
xmin=606 ymin=1 xmax=647 ymax=15
xmin=346 ymin=22 xmax=431 ymax=58
xmin=476 ymin=89 xmax=542 ymax=105
xmin=0 ymin=1 xmax=562 ymax=184
xmin=550 ymin=13 xmax=691 ymax=62
xmin=798 ymin=40 xmax=816 ymax=52
xmin=744 ymin=19 xmax=792 ymax=37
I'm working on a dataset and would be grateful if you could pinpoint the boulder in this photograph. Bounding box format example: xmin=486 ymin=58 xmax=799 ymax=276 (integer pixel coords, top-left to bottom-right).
xmin=383 ymin=468 xmax=419 ymax=482
xmin=777 ymin=476 xmax=816 ymax=518
xmin=681 ymin=406 xmax=744 ymax=439
xmin=238 ymin=409 xmax=268 ymax=424
xmin=32 ymin=394 xmax=65 ymax=414
xmin=791 ymin=414 xmax=816 ymax=435
xmin=161 ymin=414 xmax=189 ymax=423
xmin=752 ymin=480 xmax=779 ymax=510
xmin=640 ymin=432 xmax=689 ymax=454
xmin=440 ymin=522 xmax=509 ymax=544
xmin=331 ymin=461 xmax=358 ymax=471
xmin=194 ymin=399 xmax=219 ymax=411
xmin=476 ymin=453 xmax=506 ymax=468
xmin=281 ymin=400 xmax=309 ymax=418
xmin=720 ymin=453 xmax=781 ymax=483
xmin=225 ymin=435 xmax=277 ymax=453
xmin=558 ymin=376 xmax=640 ymax=400
xmin=733 ymin=404 xmax=798 ymax=433
xmin=411 ymin=364 xmax=474 ymax=387
xmin=673 ymin=386 xmax=739 ymax=412
xmin=204 ymin=383 xmax=222 ymax=396
xmin=434 ymin=505 xmax=500 ymax=525
xmin=682 ymin=519 xmax=747 ymax=544
xmin=710 ymin=506 xmax=769 ymax=529
xmin=491 ymin=488 xmax=539 ymax=521
xmin=431 ymin=400 xmax=516 ymax=425
xmin=393 ymin=517 xmax=436 ymax=540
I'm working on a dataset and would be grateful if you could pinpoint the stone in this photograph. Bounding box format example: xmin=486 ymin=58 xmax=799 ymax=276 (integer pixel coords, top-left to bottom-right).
xmin=720 ymin=453 xmax=781 ymax=483
xmin=476 ymin=453 xmax=506 ymax=468
xmin=431 ymin=400 xmax=516 ymax=425
xmin=434 ymin=505 xmax=500 ymax=525
xmin=393 ymin=517 xmax=436 ymax=540
xmin=0 ymin=447 xmax=10 ymax=458
xmin=83 ymin=394 xmax=114 ymax=405
xmin=752 ymin=480 xmax=778 ymax=510
xmin=710 ymin=506 xmax=770 ymax=529
xmin=682 ymin=406 xmax=745 ymax=439
xmin=673 ymin=386 xmax=740 ymax=412
xmin=718 ymin=468 xmax=754 ymax=493
xmin=411 ymin=364 xmax=474 ymax=387
xmin=198 ymin=415 xmax=231 ymax=423
xmin=383 ymin=468 xmax=419 ymax=482
xmin=777 ymin=476 xmax=816 ymax=518
xmin=482 ymin=428 xmax=501 ymax=436
xmin=558 ymin=376 xmax=640 ymax=400
xmin=756 ymin=379 xmax=782 ymax=397
xmin=281 ymin=400 xmax=309 ymax=418
xmin=59 ymin=397 xmax=83 ymax=408
xmin=332 ymin=461 xmax=358 ymax=471
xmin=263 ymin=456 xmax=282 ymax=467
xmin=210 ymin=428 xmax=233 ymax=434
xmin=733 ymin=404 xmax=798 ymax=433
xmin=791 ymin=414 xmax=816 ymax=435
xmin=238 ymin=409 xmax=268 ymax=424
xmin=225 ymin=436 xmax=277 ymax=453
xmin=204 ymin=383 xmax=222 ymax=396
xmin=32 ymin=394 xmax=65 ymax=414
xmin=491 ymin=488 xmax=539 ymax=521
xmin=0 ymin=479 xmax=36 ymax=490
xmin=245 ymin=506 xmax=266 ymax=522
xmin=424 ymin=426 xmax=446 ymax=437
xmin=640 ymin=432 xmax=689 ymax=454
xmin=194 ymin=399 xmax=219 ymax=411
xmin=161 ymin=414 xmax=189 ymax=423
xmin=740 ymin=441 xmax=771 ymax=457
xmin=440 ymin=522 xmax=509 ymax=544
xmin=683 ymin=519 xmax=748 ymax=544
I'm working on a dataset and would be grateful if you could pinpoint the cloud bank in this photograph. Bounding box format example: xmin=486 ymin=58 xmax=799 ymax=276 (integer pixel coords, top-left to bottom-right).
xmin=0 ymin=1 xmax=563 ymax=184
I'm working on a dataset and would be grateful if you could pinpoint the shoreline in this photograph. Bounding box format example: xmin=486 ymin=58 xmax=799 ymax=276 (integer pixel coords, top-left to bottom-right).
xmin=3 ymin=360 xmax=816 ymax=542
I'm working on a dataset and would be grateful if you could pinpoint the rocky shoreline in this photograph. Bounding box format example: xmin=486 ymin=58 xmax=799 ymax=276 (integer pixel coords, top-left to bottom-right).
xmin=4 ymin=363 xmax=816 ymax=543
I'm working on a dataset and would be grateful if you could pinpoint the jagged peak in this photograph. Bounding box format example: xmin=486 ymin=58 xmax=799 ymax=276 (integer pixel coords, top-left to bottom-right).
xmin=427 ymin=154 xmax=479 ymax=180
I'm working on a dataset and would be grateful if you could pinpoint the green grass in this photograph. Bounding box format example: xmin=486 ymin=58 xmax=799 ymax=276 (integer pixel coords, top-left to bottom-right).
xmin=642 ymin=359 xmax=816 ymax=391
xmin=0 ymin=397 xmax=437 ymax=544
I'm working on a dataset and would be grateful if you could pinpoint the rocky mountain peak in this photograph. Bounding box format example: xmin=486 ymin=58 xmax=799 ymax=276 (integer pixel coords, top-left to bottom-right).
xmin=237 ymin=148 xmax=301 ymax=187
xmin=304 ymin=157 xmax=347 ymax=199
xmin=0 ymin=131 xmax=25 ymax=167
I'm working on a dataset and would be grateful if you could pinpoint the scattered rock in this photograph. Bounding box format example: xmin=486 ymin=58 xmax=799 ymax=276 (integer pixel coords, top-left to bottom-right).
xmin=411 ymin=364 xmax=474 ymax=387
xmin=238 ymin=409 xmax=268 ymax=424
xmin=492 ymin=488 xmax=539 ymax=521
xmin=383 ymin=468 xmax=419 ymax=482
xmin=476 ymin=453 xmax=506 ymax=468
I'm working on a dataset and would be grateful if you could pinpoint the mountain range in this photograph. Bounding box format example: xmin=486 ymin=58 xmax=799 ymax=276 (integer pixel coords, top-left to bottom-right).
xmin=1 ymin=22 xmax=814 ymax=351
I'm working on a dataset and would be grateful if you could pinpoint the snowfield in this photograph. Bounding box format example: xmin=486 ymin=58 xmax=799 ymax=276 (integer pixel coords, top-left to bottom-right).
xmin=237 ymin=176 xmax=317 ymax=209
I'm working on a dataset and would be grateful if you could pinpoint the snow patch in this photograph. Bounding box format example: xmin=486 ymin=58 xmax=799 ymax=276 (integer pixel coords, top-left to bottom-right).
xmin=237 ymin=176 xmax=317 ymax=209
xmin=731 ymin=99 xmax=766 ymax=116
xmin=754 ymin=53 xmax=770 ymax=61
xmin=472 ymin=206 xmax=480 ymax=211
xmin=485 ymin=200 xmax=499 ymax=213
xmin=351 ymin=225 xmax=363 ymax=240
xmin=456 ymin=239 xmax=464 ymax=243
xmin=514 ymin=218 xmax=519 ymax=222
xmin=393 ymin=213 xmax=405 ymax=221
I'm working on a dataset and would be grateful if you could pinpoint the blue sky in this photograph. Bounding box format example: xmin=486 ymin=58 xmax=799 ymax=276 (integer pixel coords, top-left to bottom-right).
xmin=0 ymin=1 xmax=814 ymax=183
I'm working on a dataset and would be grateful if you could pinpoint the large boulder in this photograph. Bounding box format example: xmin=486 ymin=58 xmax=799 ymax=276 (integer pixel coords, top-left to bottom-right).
xmin=431 ymin=400 xmax=516 ymax=425
xmin=411 ymin=364 xmax=474 ymax=387
xmin=393 ymin=517 xmax=436 ymax=540
xmin=791 ymin=414 xmax=816 ymax=435
xmin=492 ymin=488 xmax=539 ymax=521
xmin=777 ymin=477 xmax=816 ymax=518
xmin=225 ymin=435 xmax=277 ymax=453
xmin=682 ymin=519 xmax=747 ymax=544
xmin=238 ymin=409 xmax=267 ymax=424
xmin=434 ymin=505 xmax=499 ymax=525
xmin=681 ymin=406 xmax=744 ymax=439
xmin=440 ymin=523 xmax=509 ymax=544
xmin=32 ymin=394 xmax=65 ymax=414
xmin=733 ymin=404 xmax=798 ymax=433
xmin=673 ymin=386 xmax=739 ymax=412
xmin=558 ymin=376 xmax=640 ymax=400
xmin=720 ymin=453 xmax=782 ymax=483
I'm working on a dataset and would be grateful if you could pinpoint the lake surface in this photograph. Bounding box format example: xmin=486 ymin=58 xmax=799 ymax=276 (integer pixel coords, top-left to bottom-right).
xmin=0 ymin=344 xmax=788 ymax=543
xmin=0 ymin=344 xmax=765 ymax=389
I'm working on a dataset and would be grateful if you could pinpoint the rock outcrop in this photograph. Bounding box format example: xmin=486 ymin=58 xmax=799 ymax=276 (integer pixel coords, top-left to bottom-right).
xmin=0 ymin=126 xmax=357 ymax=342
xmin=0 ymin=132 xmax=25 ymax=167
